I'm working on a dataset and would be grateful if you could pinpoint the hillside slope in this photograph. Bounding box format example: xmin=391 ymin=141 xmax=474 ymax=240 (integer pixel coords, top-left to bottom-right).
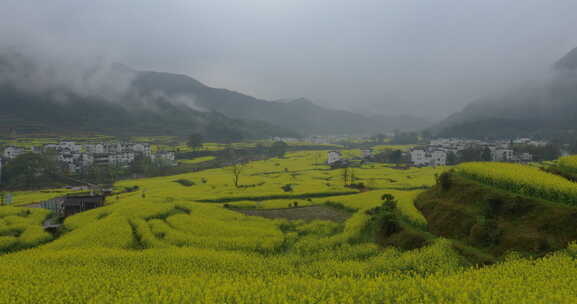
xmin=415 ymin=172 xmax=577 ymax=256
xmin=133 ymin=71 xmax=431 ymax=135
xmin=436 ymin=46 xmax=577 ymax=138
xmin=0 ymin=85 xmax=296 ymax=140
xmin=0 ymin=49 xmax=302 ymax=139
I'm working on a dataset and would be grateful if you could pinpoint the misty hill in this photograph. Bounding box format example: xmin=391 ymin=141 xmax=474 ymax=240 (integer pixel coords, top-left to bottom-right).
xmin=436 ymin=47 xmax=577 ymax=138
xmin=0 ymin=51 xmax=300 ymax=140
xmin=0 ymin=85 xmax=297 ymax=140
xmin=132 ymin=71 xmax=431 ymax=135
xmin=0 ymin=49 xmax=430 ymax=138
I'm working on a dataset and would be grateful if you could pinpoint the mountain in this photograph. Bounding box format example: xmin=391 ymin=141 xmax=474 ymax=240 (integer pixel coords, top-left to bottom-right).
xmin=0 ymin=50 xmax=301 ymax=140
xmin=132 ymin=71 xmax=431 ymax=135
xmin=0 ymin=49 xmax=429 ymax=138
xmin=436 ymin=47 xmax=577 ymax=139
xmin=0 ymin=85 xmax=297 ymax=140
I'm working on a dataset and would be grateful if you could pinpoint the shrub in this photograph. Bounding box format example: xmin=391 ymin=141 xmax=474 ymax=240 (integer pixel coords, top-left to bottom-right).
xmin=438 ymin=172 xmax=451 ymax=191
xmin=124 ymin=186 xmax=140 ymax=193
xmin=324 ymin=201 xmax=357 ymax=213
xmin=366 ymin=200 xmax=399 ymax=236
xmin=174 ymin=179 xmax=195 ymax=187
xmin=348 ymin=182 xmax=366 ymax=190
xmin=381 ymin=193 xmax=395 ymax=202
xmin=469 ymin=216 xmax=501 ymax=247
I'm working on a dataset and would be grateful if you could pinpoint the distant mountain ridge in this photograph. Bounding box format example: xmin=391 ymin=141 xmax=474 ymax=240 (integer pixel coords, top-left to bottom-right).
xmin=132 ymin=71 xmax=432 ymax=135
xmin=436 ymin=46 xmax=577 ymax=138
xmin=0 ymin=50 xmax=431 ymax=138
xmin=0 ymin=84 xmax=297 ymax=140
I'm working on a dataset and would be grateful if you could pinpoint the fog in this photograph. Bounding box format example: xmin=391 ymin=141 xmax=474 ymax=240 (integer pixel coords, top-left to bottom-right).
xmin=1 ymin=0 xmax=577 ymax=120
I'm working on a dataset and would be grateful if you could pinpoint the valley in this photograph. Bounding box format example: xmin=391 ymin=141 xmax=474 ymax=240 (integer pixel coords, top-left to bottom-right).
xmin=1 ymin=142 xmax=577 ymax=302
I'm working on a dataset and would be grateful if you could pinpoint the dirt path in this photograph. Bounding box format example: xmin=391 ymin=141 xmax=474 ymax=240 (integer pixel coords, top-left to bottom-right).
xmin=231 ymin=205 xmax=352 ymax=222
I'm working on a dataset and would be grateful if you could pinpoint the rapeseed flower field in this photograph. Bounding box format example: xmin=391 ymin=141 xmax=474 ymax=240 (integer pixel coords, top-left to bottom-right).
xmin=2 ymin=151 xmax=577 ymax=303
xmin=456 ymin=162 xmax=577 ymax=206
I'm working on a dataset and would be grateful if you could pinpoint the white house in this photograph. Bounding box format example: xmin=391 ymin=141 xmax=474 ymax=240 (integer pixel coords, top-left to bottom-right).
xmin=152 ymin=151 xmax=176 ymax=166
xmin=519 ymin=153 xmax=533 ymax=162
xmin=85 ymin=143 xmax=105 ymax=154
xmin=57 ymin=148 xmax=76 ymax=165
xmin=493 ymin=149 xmax=514 ymax=162
xmin=361 ymin=149 xmax=372 ymax=159
xmin=327 ymin=151 xmax=342 ymax=165
xmin=409 ymin=149 xmax=428 ymax=166
xmin=109 ymin=152 xmax=135 ymax=166
xmin=132 ymin=143 xmax=152 ymax=157
xmin=410 ymin=148 xmax=447 ymax=167
xmin=43 ymin=144 xmax=59 ymax=151
xmin=59 ymin=141 xmax=81 ymax=153
xmin=430 ymin=150 xmax=447 ymax=166
xmin=3 ymin=146 xmax=24 ymax=160
xmin=80 ymin=153 xmax=94 ymax=168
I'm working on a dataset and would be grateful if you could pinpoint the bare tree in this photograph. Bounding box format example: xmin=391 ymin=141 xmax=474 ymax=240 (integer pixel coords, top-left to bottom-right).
xmin=230 ymin=161 xmax=246 ymax=188
xmin=350 ymin=168 xmax=356 ymax=184
xmin=342 ymin=167 xmax=352 ymax=186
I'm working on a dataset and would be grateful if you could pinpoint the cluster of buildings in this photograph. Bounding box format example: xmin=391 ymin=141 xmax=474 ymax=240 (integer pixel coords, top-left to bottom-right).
xmin=1 ymin=141 xmax=176 ymax=173
xmin=326 ymin=149 xmax=373 ymax=168
xmin=325 ymin=138 xmax=547 ymax=168
xmin=409 ymin=138 xmax=545 ymax=167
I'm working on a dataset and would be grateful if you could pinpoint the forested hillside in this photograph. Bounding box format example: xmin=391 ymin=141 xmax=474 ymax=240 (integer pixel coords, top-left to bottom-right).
xmin=436 ymin=46 xmax=577 ymax=139
xmin=0 ymin=85 xmax=297 ymax=140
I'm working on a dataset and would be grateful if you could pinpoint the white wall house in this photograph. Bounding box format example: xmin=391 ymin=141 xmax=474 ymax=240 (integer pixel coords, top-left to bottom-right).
xmin=410 ymin=149 xmax=447 ymax=167
xmin=3 ymin=146 xmax=24 ymax=160
xmin=132 ymin=143 xmax=152 ymax=157
xmin=80 ymin=153 xmax=94 ymax=168
xmin=109 ymin=152 xmax=135 ymax=166
xmin=493 ymin=149 xmax=514 ymax=162
xmin=519 ymin=153 xmax=533 ymax=162
xmin=151 ymin=151 xmax=176 ymax=166
xmin=43 ymin=144 xmax=59 ymax=151
xmin=59 ymin=141 xmax=82 ymax=153
xmin=430 ymin=150 xmax=447 ymax=166
xmin=410 ymin=149 xmax=428 ymax=166
xmin=85 ymin=143 xmax=105 ymax=154
xmin=327 ymin=151 xmax=342 ymax=165
xmin=361 ymin=149 xmax=372 ymax=158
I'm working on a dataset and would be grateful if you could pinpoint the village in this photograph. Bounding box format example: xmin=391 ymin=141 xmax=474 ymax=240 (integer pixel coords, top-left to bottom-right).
xmin=0 ymin=141 xmax=176 ymax=179
xmin=326 ymin=137 xmax=550 ymax=168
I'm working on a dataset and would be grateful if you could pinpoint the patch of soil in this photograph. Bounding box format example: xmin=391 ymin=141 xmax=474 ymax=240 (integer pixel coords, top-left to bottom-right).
xmin=231 ymin=205 xmax=352 ymax=222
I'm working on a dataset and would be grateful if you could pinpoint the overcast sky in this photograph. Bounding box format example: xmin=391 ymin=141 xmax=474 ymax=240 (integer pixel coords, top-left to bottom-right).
xmin=2 ymin=0 xmax=577 ymax=120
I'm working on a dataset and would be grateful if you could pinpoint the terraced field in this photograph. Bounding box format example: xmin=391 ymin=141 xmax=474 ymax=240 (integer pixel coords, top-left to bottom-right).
xmin=456 ymin=162 xmax=577 ymax=206
xmin=2 ymin=152 xmax=577 ymax=303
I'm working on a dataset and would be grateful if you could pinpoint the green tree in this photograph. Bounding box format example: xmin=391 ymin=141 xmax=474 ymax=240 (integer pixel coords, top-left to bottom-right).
xmin=2 ymin=153 xmax=59 ymax=189
xmin=269 ymin=141 xmax=289 ymax=158
xmin=390 ymin=150 xmax=403 ymax=165
xmin=459 ymin=147 xmax=482 ymax=162
xmin=446 ymin=151 xmax=458 ymax=165
xmin=187 ymin=133 xmax=204 ymax=151
xmin=481 ymin=147 xmax=493 ymax=161
xmin=129 ymin=154 xmax=152 ymax=175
